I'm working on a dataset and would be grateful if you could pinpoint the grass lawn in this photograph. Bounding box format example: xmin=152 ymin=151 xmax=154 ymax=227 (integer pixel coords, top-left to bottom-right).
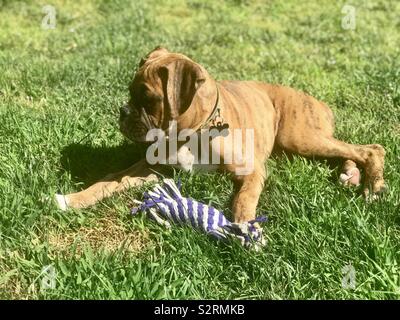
xmin=0 ymin=0 xmax=399 ymax=299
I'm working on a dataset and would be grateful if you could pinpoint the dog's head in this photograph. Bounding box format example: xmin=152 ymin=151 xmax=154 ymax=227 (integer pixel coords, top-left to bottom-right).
xmin=119 ymin=47 xmax=217 ymax=142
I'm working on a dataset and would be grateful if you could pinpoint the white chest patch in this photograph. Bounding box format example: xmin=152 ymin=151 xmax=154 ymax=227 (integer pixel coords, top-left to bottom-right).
xmin=171 ymin=145 xmax=219 ymax=172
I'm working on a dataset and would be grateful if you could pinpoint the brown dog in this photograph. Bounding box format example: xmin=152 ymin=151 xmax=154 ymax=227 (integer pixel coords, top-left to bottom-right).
xmin=55 ymin=47 xmax=386 ymax=223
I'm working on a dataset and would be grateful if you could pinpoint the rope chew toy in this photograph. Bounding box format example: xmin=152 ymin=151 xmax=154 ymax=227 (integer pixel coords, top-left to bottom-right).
xmin=131 ymin=179 xmax=267 ymax=250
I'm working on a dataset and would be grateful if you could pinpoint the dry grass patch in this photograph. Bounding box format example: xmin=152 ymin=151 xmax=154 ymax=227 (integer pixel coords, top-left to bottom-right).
xmin=48 ymin=213 xmax=151 ymax=257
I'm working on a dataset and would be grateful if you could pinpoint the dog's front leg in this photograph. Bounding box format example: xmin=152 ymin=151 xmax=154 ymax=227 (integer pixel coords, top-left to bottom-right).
xmin=55 ymin=159 xmax=158 ymax=210
xmin=232 ymin=167 xmax=266 ymax=223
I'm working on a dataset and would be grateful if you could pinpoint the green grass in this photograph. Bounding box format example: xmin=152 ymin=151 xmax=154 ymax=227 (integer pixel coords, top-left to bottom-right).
xmin=0 ymin=0 xmax=399 ymax=299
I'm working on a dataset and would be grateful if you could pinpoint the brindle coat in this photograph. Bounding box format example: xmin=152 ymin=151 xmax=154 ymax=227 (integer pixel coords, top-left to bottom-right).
xmin=56 ymin=47 xmax=386 ymax=222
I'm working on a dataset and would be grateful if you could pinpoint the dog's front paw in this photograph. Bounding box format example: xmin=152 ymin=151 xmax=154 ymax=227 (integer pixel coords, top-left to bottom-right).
xmin=55 ymin=194 xmax=68 ymax=211
xmin=228 ymin=222 xmax=267 ymax=251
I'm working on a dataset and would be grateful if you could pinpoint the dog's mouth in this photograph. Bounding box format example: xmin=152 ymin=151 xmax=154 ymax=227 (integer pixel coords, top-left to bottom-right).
xmin=119 ymin=118 xmax=149 ymax=143
xmin=119 ymin=103 xmax=159 ymax=143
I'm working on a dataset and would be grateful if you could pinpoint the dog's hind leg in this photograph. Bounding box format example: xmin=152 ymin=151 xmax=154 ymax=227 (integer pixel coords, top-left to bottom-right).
xmin=271 ymin=87 xmax=385 ymax=198
xmin=277 ymin=134 xmax=386 ymax=198
xmin=339 ymin=159 xmax=361 ymax=187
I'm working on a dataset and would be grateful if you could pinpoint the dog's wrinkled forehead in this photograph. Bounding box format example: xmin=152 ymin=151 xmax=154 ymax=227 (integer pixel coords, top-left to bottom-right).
xmin=139 ymin=46 xmax=170 ymax=68
xmin=129 ymin=47 xmax=206 ymax=120
xmin=139 ymin=46 xmax=193 ymax=66
xmin=129 ymin=65 xmax=162 ymax=99
xmin=130 ymin=47 xmax=189 ymax=96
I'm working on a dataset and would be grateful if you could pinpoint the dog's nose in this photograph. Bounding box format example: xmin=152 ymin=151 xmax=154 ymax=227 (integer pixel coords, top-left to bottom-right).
xmin=119 ymin=105 xmax=131 ymax=118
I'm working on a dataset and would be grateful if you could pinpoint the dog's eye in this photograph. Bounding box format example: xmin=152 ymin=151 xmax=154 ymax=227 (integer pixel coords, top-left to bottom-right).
xmin=130 ymin=83 xmax=162 ymax=113
xmin=144 ymin=92 xmax=162 ymax=103
xmin=141 ymin=93 xmax=161 ymax=111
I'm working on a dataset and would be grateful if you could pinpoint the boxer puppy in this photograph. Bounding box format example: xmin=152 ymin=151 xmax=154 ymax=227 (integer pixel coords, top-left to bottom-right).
xmin=56 ymin=47 xmax=386 ymax=222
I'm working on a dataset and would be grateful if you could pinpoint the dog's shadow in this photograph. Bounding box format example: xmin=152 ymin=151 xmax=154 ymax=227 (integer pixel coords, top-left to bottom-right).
xmin=59 ymin=141 xmax=148 ymax=188
xmin=59 ymin=142 xmax=348 ymax=193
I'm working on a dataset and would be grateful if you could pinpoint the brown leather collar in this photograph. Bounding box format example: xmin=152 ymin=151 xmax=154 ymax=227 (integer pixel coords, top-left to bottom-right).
xmin=198 ymin=86 xmax=222 ymax=131
xmin=164 ymin=86 xmax=227 ymax=140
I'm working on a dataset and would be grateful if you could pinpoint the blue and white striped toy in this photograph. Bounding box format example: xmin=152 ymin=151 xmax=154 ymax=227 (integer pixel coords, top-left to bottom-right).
xmin=131 ymin=179 xmax=267 ymax=250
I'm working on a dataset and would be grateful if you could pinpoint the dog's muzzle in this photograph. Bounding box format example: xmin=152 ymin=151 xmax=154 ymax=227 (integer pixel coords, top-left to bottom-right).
xmin=119 ymin=104 xmax=148 ymax=142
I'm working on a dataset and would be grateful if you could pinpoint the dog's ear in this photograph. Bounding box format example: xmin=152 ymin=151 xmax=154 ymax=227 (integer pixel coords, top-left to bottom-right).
xmin=158 ymin=59 xmax=206 ymax=119
xmin=139 ymin=46 xmax=169 ymax=67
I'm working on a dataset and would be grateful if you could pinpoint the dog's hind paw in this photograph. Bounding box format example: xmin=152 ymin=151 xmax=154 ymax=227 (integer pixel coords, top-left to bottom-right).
xmin=55 ymin=194 xmax=68 ymax=211
xmin=339 ymin=167 xmax=361 ymax=187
